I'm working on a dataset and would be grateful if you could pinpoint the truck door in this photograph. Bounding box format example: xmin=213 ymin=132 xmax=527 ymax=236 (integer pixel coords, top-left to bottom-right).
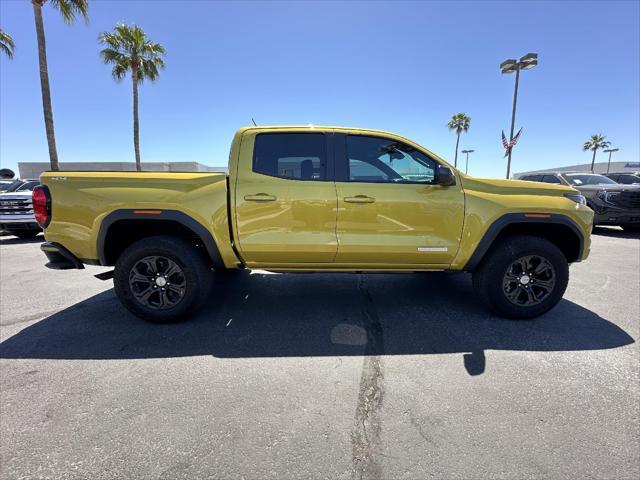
xmin=333 ymin=133 xmax=464 ymax=266
xmin=233 ymin=131 xmax=338 ymax=267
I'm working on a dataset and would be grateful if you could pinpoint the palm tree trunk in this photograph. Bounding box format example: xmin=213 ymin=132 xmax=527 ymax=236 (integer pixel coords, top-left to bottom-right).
xmin=590 ymin=149 xmax=597 ymax=173
xmin=454 ymin=131 xmax=460 ymax=168
xmin=132 ymin=64 xmax=141 ymax=171
xmin=32 ymin=0 xmax=59 ymax=172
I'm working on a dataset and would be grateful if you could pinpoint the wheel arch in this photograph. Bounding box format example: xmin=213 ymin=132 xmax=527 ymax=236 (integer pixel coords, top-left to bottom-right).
xmin=97 ymin=209 xmax=225 ymax=269
xmin=464 ymin=213 xmax=584 ymax=271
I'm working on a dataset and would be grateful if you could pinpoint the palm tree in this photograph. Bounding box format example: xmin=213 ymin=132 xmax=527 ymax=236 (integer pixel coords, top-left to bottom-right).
xmin=32 ymin=0 xmax=88 ymax=172
xmin=98 ymin=24 xmax=165 ymax=172
xmin=0 ymin=29 xmax=15 ymax=58
xmin=583 ymin=134 xmax=610 ymax=173
xmin=447 ymin=113 xmax=471 ymax=168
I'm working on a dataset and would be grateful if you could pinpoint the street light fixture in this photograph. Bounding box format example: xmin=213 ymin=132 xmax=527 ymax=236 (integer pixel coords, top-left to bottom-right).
xmin=501 ymin=52 xmax=538 ymax=179
xmin=461 ymin=149 xmax=474 ymax=174
xmin=603 ymin=148 xmax=620 ymax=173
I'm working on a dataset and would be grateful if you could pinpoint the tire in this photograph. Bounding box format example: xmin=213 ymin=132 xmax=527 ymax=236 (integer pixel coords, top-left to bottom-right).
xmin=13 ymin=230 xmax=40 ymax=239
xmin=472 ymin=235 xmax=569 ymax=319
xmin=622 ymin=225 xmax=640 ymax=233
xmin=113 ymin=235 xmax=212 ymax=323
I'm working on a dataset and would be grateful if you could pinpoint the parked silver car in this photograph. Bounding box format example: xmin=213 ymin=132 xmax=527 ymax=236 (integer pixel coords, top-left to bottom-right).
xmin=0 ymin=180 xmax=42 ymax=239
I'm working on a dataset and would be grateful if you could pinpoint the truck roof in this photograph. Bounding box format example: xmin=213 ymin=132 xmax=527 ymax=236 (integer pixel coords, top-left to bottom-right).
xmin=237 ymin=125 xmax=409 ymax=137
xmin=236 ymin=125 xmax=451 ymax=169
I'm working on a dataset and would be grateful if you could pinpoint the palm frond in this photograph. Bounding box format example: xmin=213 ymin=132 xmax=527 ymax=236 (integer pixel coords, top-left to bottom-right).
xmin=0 ymin=29 xmax=15 ymax=58
xmin=50 ymin=0 xmax=89 ymax=24
xmin=99 ymin=47 xmax=125 ymax=64
xmin=112 ymin=63 xmax=129 ymax=82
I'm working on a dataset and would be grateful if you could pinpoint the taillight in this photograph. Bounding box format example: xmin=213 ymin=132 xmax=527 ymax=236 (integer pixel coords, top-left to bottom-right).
xmin=32 ymin=185 xmax=51 ymax=228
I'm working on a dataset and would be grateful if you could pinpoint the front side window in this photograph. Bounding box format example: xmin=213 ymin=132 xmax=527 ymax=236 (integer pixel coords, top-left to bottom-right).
xmin=617 ymin=174 xmax=640 ymax=184
xmin=346 ymin=135 xmax=436 ymax=184
xmin=253 ymin=133 xmax=326 ymax=181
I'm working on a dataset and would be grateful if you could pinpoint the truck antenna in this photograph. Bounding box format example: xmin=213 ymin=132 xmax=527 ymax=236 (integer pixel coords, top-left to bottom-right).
xmin=251 ymin=118 xmax=257 ymax=126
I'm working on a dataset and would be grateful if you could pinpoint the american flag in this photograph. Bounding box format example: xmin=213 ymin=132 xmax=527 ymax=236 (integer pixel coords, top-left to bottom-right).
xmin=502 ymin=128 xmax=523 ymax=157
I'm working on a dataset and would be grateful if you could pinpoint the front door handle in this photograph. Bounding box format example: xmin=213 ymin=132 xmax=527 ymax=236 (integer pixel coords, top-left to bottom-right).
xmin=344 ymin=195 xmax=375 ymax=204
xmin=244 ymin=193 xmax=277 ymax=202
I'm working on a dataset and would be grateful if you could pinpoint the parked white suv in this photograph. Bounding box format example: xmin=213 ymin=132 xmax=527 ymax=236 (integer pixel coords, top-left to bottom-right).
xmin=0 ymin=180 xmax=42 ymax=239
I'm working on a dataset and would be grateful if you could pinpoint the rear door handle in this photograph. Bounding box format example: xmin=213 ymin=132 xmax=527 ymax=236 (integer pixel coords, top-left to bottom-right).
xmin=244 ymin=193 xmax=277 ymax=202
xmin=344 ymin=195 xmax=375 ymax=204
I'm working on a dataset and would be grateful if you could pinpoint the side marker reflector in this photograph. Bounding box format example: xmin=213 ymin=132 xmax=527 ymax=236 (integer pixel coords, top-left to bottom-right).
xmin=133 ymin=210 xmax=162 ymax=215
xmin=524 ymin=213 xmax=551 ymax=218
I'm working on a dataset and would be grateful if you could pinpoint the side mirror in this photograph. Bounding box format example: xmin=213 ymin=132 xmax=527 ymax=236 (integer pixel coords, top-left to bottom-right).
xmin=436 ymin=166 xmax=456 ymax=186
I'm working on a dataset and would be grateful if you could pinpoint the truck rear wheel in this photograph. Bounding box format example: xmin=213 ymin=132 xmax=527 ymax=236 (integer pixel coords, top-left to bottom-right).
xmin=472 ymin=235 xmax=568 ymax=319
xmin=113 ymin=235 xmax=212 ymax=323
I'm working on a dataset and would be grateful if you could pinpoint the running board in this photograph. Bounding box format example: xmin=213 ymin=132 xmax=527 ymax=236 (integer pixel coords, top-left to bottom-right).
xmin=94 ymin=270 xmax=114 ymax=281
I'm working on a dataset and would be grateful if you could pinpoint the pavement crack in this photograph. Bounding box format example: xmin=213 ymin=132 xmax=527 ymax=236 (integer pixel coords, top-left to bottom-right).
xmin=409 ymin=414 xmax=434 ymax=445
xmin=351 ymin=275 xmax=385 ymax=480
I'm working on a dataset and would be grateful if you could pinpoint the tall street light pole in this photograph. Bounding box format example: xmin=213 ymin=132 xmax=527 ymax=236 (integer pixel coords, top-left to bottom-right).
xmin=500 ymin=53 xmax=538 ymax=179
xmin=461 ymin=149 xmax=474 ymax=174
xmin=603 ymin=148 xmax=619 ymax=173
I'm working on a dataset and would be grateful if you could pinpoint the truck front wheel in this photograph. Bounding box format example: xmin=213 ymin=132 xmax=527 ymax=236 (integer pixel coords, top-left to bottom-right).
xmin=113 ymin=235 xmax=212 ymax=323
xmin=472 ymin=235 xmax=569 ymax=319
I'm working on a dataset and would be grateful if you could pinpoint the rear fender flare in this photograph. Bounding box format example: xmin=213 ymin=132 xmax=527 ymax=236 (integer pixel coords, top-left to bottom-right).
xmin=97 ymin=209 xmax=224 ymax=269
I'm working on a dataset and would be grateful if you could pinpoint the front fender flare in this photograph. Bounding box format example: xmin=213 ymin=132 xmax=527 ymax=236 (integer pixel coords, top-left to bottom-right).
xmin=463 ymin=213 xmax=584 ymax=271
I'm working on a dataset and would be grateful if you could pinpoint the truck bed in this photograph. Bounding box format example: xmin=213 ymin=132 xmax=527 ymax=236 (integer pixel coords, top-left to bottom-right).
xmin=40 ymin=171 xmax=238 ymax=267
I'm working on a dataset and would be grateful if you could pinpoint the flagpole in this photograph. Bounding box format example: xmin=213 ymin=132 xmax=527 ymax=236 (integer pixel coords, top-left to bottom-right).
xmin=506 ymin=64 xmax=520 ymax=179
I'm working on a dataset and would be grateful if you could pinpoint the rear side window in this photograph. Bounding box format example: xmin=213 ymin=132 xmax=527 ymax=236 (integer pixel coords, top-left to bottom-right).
xmin=541 ymin=175 xmax=561 ymax=184
xmin=522 ymin=175 xmax=542 ymax=182
xmin=253 ymin=133 xmax=326 ymax=181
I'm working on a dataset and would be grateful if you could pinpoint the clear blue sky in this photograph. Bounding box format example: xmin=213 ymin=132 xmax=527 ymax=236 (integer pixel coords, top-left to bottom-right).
xmin=1 ymin=0 xmax=638 ymax=178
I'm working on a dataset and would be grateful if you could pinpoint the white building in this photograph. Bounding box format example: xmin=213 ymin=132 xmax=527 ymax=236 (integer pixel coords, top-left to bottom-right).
xmin=18 ymin=162 xmax=228 ymax=179
xmin=515 ymin=161 xmax=639 ymax=178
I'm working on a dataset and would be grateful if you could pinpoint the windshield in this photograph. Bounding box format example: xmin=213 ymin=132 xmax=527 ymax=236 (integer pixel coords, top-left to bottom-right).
xmin=0 ymin=180 xmax=15 ymax=192
xmin=3 ymin=180 xmax=39 ymax=193
xmin=563 ymin=174 xmax=618 ymax=186
xmin=2 ymin=180 xmax=24 ymax=192
xmin=14 ymin=181 xmax=39 ymax=192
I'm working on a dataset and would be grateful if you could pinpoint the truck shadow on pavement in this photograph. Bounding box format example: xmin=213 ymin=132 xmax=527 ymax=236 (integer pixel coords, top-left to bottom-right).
xmin=592 ymin=227 xmax=640 ymax=239
xmin=0 ymin=234 xmax=44 ymax=245
xmin=0 ymin=271 xmax=634 ymax=375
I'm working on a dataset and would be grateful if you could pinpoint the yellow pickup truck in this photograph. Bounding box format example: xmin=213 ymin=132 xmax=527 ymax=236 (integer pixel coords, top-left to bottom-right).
xmin=34 ymin=126 xmax=593 ymax=322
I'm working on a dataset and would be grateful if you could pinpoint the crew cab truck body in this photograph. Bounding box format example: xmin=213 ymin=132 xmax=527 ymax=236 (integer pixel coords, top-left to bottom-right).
xmin=35 ymin=126 xmax=594 ymax=322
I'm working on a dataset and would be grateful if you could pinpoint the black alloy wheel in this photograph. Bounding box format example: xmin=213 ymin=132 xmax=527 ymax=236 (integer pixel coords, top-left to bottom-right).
xmin=502 ymin=255 xmax=556 ymax=307
xmin=472 ymin=235 xmax=569 ymax=319
xmin=128 ymin=255 xmax=187 ymax=310
xmin=114 ymin=235 xmax=213 ymax=323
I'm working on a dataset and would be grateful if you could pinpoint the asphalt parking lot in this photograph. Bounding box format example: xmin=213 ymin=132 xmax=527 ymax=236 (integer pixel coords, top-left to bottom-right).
xmin=0 ymin=229 xmax=638 ymax=480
